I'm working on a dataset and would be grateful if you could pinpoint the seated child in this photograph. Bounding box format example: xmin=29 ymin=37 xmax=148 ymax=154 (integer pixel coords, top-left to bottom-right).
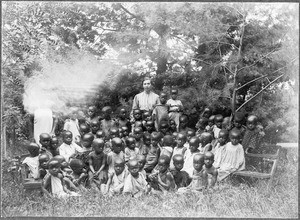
xmin=222 ymin=117 xmax=232 ymax=131
xmin=68 ymin=158 xmax=89 ymax=189
xmin=117 ymin=108 xmax=131 ymax=130
xmin=178 ymin=115 xmax=192 ymax=134
xmin=131 ymin=109 xmax=142 ymax=133
xmin=182 ymin=136 xmax=200 ymax=178
xmin=152 ymin=92 xmax=169 ymax=131
xmin=149 ymin=155 xmax=176 ymax=193
xmin=100 ymin=106 xmax=117 ymax=139
xmin=39 ymin=133 xmax=53 ymax=158
xmin=199 ymin=132 xmax=213 ymax=154
xmin=232 ymin=112 xmax=246 ymax=138
xmin=107 ymin=137 xmax=125 ymax=174
xmin=167 ymin=88 xmax=183 ymax=131
xmin=203 ymin=152 xmax=218 ymax=188
xmin=44 ymin=158 xmax=79 ymax=198
xmin=125 ymin=137 xmax=139 ymax=162
xmin=144 ymin=132 xmax=161 ymax=173
xmin=49 ymin=136 xmax=60 ymax=157
xmin=59 ymin=131 xmax=84 ymax=162
xmin=195 ymin=117 xmax=209 ymax=137
xmin=178 ymin=153 xmax=206 ymax=193
xmin=106 ymin=158 xmax=128 ymax=196
xmin=169 ymin=120 xmax=177 ymax=133
xmin=123 ymin=159 xmax=150 ymax=198
xmin=145 ymin=120 xmax=155 ymax=134
xmin=136 ymin=154 xmax=147 ymax=178
xmin=63 ymin=108 xmax=81 ymax=142
xmin=160 ymin=135 xmax=174 ymax=157
xmin=138 ymin=133 xmax=151 ymax=157
xmin=38 ymin=153 xmax=50 ymax=179
xmin=186 ymin=129 xmax=196 ymax=143
xmin=217 ymin=129 xmax=245 ymax=182
xmin=213 ymin=129 xmax=229 ymax=168
xmin=133 ymin=127 xmax=144 ymax=151
xmin=241 ymin=115 xmax=263 ymax=153
xmin=170 ymin=154 xmax=190 ymax=188
xmin=90 ymin=119 xmax=100 ymax=138
xmin=88 ymin=138 xmax=107 ymax=188
xmin=170 ymin=132 xmax=188 ymax=170
xmin=159 ymin=121 xmax=171 ymax=136
xmin=205 ymin=115 xmax=215 ymax=133
xmin=142 ymin=110 xmax=152 ymax=128
xmin=212 ymin=114 xmax=223 ymax=139
xmin=22 ymin=143 xmax=40 ymax=179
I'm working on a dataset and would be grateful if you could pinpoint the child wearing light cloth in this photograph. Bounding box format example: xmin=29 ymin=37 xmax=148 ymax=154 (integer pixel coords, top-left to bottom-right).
xmin=63 ymin=107 xmax=81 ymax=143
xmin=22 ymin=143 xmax=40 ymax=179
xmin=167 ymin=89 xmax=183 ymax=131
xmin=58 ymin=131 xmax=84 ymax=162
xmin=182 ymin=136 xmax=201 ymax=178
xmin=212 ymin=129 xmax=229 ymax=168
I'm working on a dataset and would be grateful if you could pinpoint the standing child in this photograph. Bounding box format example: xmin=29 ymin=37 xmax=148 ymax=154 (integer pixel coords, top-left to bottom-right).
xmin=106 ymin=158 xmax=128 ymax=196
xmin=152 ymin=92 xmax=169 ymax=131
xmin=212 ymin=114 xmax=223 ymax=139
xmin=86 ymin=106 xmax=100 ymax=126
xmin=123 ymin=159 xmax=150 ymax=198
xmin=182 ymin=136 xmax=201 ymax=178
xmin=88 ymin=138 xmax=107 ymax=189
xmin=203 ymin=152 xmax=218 ymax=188
xmin=167 ymin=89 xmax=183 ymax=131
xmin=117 ymin=108 xmax=131 ymax=131
xmin=125 ymin=137 xmax=139 ymax=162
xmin=100 ymin=106 xmax=117 ymax=139
xmin=217 ymin=129 xmax=245 ymax=182
xmin=106 ymin=137 xmax=125 ymax=175
xmin=22 ymin=143 xmax=40 ymax=179
xmin=170 ymin=154 xmax=190 ymax=188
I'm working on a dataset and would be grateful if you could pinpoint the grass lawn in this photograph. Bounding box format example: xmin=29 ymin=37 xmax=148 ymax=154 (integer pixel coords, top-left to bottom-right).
xmin=1 ymin=147 xmax=298 ymax=218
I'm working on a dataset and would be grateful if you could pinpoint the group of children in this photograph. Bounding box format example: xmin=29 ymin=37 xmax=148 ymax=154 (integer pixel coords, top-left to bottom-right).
xmin=22 ymin=89 xmax=265 ymax=198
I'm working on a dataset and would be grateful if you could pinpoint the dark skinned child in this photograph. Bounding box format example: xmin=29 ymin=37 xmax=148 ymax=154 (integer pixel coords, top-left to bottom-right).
xmin=161 ymin=135 xmax=174 ymax=156
xmin=123 ymin=159 xmax=150 ymax=198
xmin=199 ymin=132 xmax=213 ymax=154
xmin=178 ymin=115 xmax=192 ymax=134
xmin=212 ymin=114 xmax=223 ymax=139
xmin=169 ymin=119 xmax=177 ymax=133
xmin=213 ymin=129 xmax=229 ymax=168
xmin=232 ymin=112 xmax=246 ymax=138
xmin=106 ymin=158 xmax=128 ymax=196
xmin=167 ymin=89 xmax=183 ymax=132
xmin=222 ymin=117 xmax=232 ymax=131
xmin=58 ymin=131 xmax=83 ymax=162
xmin=170 ymin=154 xmax=190 ymax=188
xmin=22 ymin=143 xmax=40 ymax=179
xmin=142 ymin=110 xmax=152 ymax=128
xmin=133 ymin=127 xmax=144 ymax=151
xmin=144 ymin=132 xmax=161 ymax=173
xmin=50 ymin=136 xmax=60 ymax=157
xmin=203 ymin=151 xmax=218 ymax=188
xmin=137 ymin=154 xmax=147 ymax=178
xmin=125 ymin=137 xmax=139 ymax=162
xmin=145 ymin=120 xmax=155 ymax=134
xmin=170 ymin=132 xmax=188 ymax=170
xmin=138 ymin=133 xmax=151 ymax=157
xmin=205 ymin=115 xmax=215 ymax=133
xmin=131 ymin=109 xmax=142 ymax=133
xmin=107 ymin=137 xmax=125 ymax=175
xmin=186 ymin=129 xmax=196 ymax=143
xmin=68 ymin=158 xmax=89 ymax=189
xmin=196 ymin=117 xmax=209 ymax=137
xmin=86 ymin=106 xmax=101 ymax=126
xmin=159 ymin=121 xmax=171 ymax=136
xmin=90 ymin=119 xmax=100 ymax=138
xmin=117 ymin=108 xmax=131 ymax=131
xmin=100 ymin=106 xmax=117 ymax=139
xmin=182 ymin=136 xmax=200 ymax=178
xmin=152 ymin=92 xmax=169 ymax=131
xmin=39 ymin=133 xmax=53 ymax=158
xmin=38 ymin=153 xmax=50 ymax=179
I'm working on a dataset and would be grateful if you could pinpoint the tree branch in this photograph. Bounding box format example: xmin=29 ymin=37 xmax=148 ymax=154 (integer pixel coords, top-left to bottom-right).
xmin=236 ymin=74 xmax=269 ymax=91
xmin=118 ymin=4 xmax=145 ymax=23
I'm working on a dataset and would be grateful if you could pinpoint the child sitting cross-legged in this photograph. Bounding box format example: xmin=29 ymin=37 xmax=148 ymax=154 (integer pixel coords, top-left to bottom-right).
xmin=123 ymin=159 xmax=150 ymax=198
xmin=148 ymin=155 xmax=176 ymax=194
xmin=88 ymin=138 xmax=107 ymax=190
xmin=125 ymin=136 xmax=139 ymax=162
xmin=178 ymin=153 xmax=206 ymax=193
xmin=22 ymin=143 xmax=40 ymax=180
xmin=170 ymin=154 xmax=190 ymax=189
xmin=105 ymin=158 xmax=128 ymax=196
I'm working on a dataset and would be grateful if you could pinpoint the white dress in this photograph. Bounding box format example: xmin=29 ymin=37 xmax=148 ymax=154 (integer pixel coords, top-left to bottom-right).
xmin=34 ymin=108 xmax=53 ymax=144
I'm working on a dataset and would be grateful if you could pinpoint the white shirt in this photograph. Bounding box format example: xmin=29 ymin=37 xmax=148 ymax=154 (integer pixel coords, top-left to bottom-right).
xmin=22 ymin=156 xmax=39 ymax=179
xmin=59 ymin=142 xmax=84 ymax=162
xmin=34 ymin=108 xmax=54 ymax=144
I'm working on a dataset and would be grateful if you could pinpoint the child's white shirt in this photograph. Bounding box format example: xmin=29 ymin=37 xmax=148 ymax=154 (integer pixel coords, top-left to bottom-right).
xmin=59 ymin=142 xmax=84 ymax=162
xmin=22 ymin=156 xmax=39 ymax=179
xmin=63 ymin=119 xmax=80 ymax=141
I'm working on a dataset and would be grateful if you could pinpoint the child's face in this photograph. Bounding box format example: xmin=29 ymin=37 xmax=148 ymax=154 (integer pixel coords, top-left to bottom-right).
xmin=88 ymin=107 xmax=96 ymax=117
xmin=82 ymin=137 xmax=93 ymax=148
xmin=96 ymin=131 xmax=104 ymax=139
xmin=143 ymin=112 xmax=151 ymax=120
xmin=91 ymin=123 xmax=99 ymax=133
xmin=122 ymin=127 xmax=129 ymax=137
xmin=94 ymin=144 xmax=104 ymax=154
xmin=103 ymin=109 xmax=112 ymax=119
xmin=193 ymin=159 xmax=204 ymax=172
xmin=246 ymin=120 xmax=256 ymax=130
xmin=218 ymin=133 xmax=228 ymax=145
xmin=39 ymin=157 xmax=50 ymax=169
xmin=134 ymin=130 xmax=142 ymax=140
xmin=190 ymin=143 xmax=198 ymax=153
xmin=160 ymin=94 xmax=167 ymax=104
xmin=199 ymin=119 xmax=206 ymax=129
xmin=215 ymin=120 xmax=222 ymax=128
xmin=187 ymin=131 xmax=195 ymax=141
xmin=49 ymin=164 xmax=60 ymax=177
xmin=128 ymin=140 xmax=136 ymax=150
xmin=171 ymin=91 xmax=177 ymax=100
xmin=176 ymin=134 xmax=186 ymax=147
xmin=63 ymin=133 xmax=73 ymax=145
xmin=151 ymin=137 xmax=159 ymax=147
xmin=119 ymin=109 xmax=126 ymax=119
xmin=137 ymin=158 xmax=146 ymax=170
xmin=110 ymin=129 xmax=119 ymax=138
xmin=144 ymin=136 xmax=151 ymax=146
xmin=129 ymin=163 xmax=140 ymax=177
xmin=114 ymin=164 xmax=125 ymax=175
xmin=174 ymin=161 xmax=184 ymax=171
xmin=51 ymin=138 xmax=59 ymax=149
xmin=133 ymin=111 xmax=142 ymax=120
xmin=159 ymin=124 xmax=168 ymax=134
xmin=113 ymin=143 xmax=123 ymax=154
xmin=40 ymin=135 xmax=51 ymax=148
xmin=204 ymin=155 xmax=214 ymax=168
xmin=157 ymin=161 xmax=168 ymax=173
xmin=234 ymin=120 xmax=242 ymax=129
xmin=179 ymin=117 xmax=188 ymax=128
xmin=230 ymin=134 xmax=240 ymax=145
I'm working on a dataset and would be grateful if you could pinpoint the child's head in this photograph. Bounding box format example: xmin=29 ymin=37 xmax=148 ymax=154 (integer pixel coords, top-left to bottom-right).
xmin=208 ymin=115 xmax=215 ymax=126
xmin=214 ymin=114 xmax=224 ymax=128
xmin=172 ymin=154 xmax=184 ymax=171
xmin=145 ymin=120 xmax=154 ymax=133
xmin=169 ymin=120 xmax=177 ymax=131
xmin=69 ymin=158 xmax=84 ymax=175
xmin=69 ymin=107 xmax=78 ymax=120
xmin=126 ymin=136 xmax=136 ymax=150
xmin=61 ymin=161 xmax=69 ymax=170
xmin=162 ymin=135 xmax=174 ymax=147
xmin=229 ymin=129 xmax=241 ymax=145
xmin=102 ymin=106 xmax=112 ymax=120
xmin=121 ymin=126 xmax=129 ymax=137
xmin=159 ymin=121 xmax=169 ymax=134
xmin=79 ymin=123 xmax=90 ymax=136
xmin=27 ymin=143 xmax=40 ymax=157
xmin=136 ymin=154 xmax=146 ymax=171
xmin=170 ymin=89 xmax=178 ymax=100
xmin=82 ymin=133 xmax=94 ymax=149
xmin=48 ymin=158 xmax=61 ymax=177
xmin=186 ymin=129 xmax=196 ymax=142
xmin=127 ymin=159 xmax=140 ymax=177
xmin=218 ymin=129 xmax=229 ymax=145
xmin=204 ymin=151 xmax=214 ymax=168
xmin=157 ymin=155 xmax=170 ymax=173
xmin=39 ymin=133 xmax=51 ymax=148
xmin=189 ymin=136 xmax=200 ymax=152
xmin=62 ymin=131 xmax=73 ymax=145
xmin=111 ymin=137 xmax=123 ymax=154
xmin=198 ymin=117 xmax=208 ymax=130
xmin=203 ymin=107 xmax=212 ymax=119
xmin=222 ymin=117 xmax=231 ymax=130
xmin=119 ymin=108 xmax=127 ymax=120
xmin=234 ymin=112 xmax=245 ymax=129
xmin=133 ymin=109 xmax=142 ymax=121
xmin=87 ymin=106 xmax=96 ymax=118
xmin=133 ymin=127 xmax=143 ymax=141
xmin=199 ymin=132 xmax=213 ymax=146
xmin=246 ymin=115 xmax=258 ymax=131
xmin=176 ymin=132 xmax=187 ymax=148
xmin=160 ymin=92 xmax=168 ymax=104
xmin=143 ymin=133 xmax=151 ymax=146
xmin=53 ymin=155 xmax=66 ymax=164
xmin=39 ymin=153 xmax=50 ymax=169
xmin=110 ymin=127 xmax=119 ymax=139
xmin=92 ymin=138 xmax=105 ymax=154
xmin=91 ymin=119 xmax=100 ymax=134
xmin=142 ymin=111 xmax=152 ymax=121
xmin=114 ymin=158 xmax=125 ymax=175
xmin=193 ymin=153 xmax=205 ymax=172
xmin=51 ymin=136 xmax=59 ymax=150
xmin=96 ymin=130 xmax=105 ymax=139
xmin=151 ymin=132 xmax=161 ymax=147
xmin=179 ymin=115 xmax=188 ymax=128
xmin=172 ymin=131 xmax=178 ymax=140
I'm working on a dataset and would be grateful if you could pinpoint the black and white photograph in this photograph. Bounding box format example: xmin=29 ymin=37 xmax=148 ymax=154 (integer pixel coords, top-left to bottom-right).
xmin=1 ymin=2 xmax=298 ymax=218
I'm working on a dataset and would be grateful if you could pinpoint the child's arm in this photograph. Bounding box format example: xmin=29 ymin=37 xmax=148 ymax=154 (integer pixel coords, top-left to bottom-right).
xmin=106 ymin=173 xmax=113 ymax=192
xmin=157 ymin=173 xmax=173 ymax=191
xmin=59 ymin=173 xmax=71 ymax=194
xmin=43 ymin=174 xmax=52 ymax=197
xmin=96 ymin=155 xmax=106 ymax=174
xmin=88 ymin=153 xmax=95 ymax=173
xmin=207 ymin=169 xmax=218 ymax=188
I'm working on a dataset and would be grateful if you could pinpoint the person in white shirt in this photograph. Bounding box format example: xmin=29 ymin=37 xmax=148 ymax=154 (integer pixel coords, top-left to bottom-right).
xmin=59 ymin=131 xmax=83 ymax=162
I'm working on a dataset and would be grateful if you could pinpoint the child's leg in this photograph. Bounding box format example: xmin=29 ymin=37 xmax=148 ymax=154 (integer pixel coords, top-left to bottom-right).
xmin=63 ymin=177 xmax=79 ymax=192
